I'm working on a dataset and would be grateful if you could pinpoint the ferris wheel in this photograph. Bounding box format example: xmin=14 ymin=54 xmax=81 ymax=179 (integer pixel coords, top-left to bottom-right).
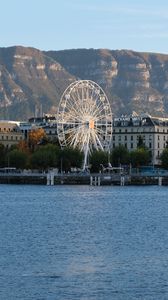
xmin=57 ymin=80 xmax=112 ymax=170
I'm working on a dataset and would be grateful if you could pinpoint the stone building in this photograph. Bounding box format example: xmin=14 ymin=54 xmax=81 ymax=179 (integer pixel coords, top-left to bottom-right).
xmin=112 ymin=113 xmax=168 ymax=165
xmin=0 ymin=121 xmax=24 ymax=148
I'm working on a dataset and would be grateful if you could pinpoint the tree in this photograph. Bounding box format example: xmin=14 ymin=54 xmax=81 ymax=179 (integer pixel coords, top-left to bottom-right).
xmin=111 ymin=145 xmax=130 ymax=167
xmin=130 ymin=147 xmax=151 ymax=167
xmin=0 ymin=144 xmax=6 ymax=167
xmin=17 ymin=140 xmax=30 ymax=154
xmin=137 ymin=135 xmax=145 ymax=148
xmin=28 ymin=128 xmax=46 ymax=151
xmin=6 ymin=149 xmax=28 ymax=169
xmin=30 ymin=144 xmax=60 ymax=170
xmin=90 ymin=150 xmax=108 ymax=172
xmin=59 ymin=147 xmax=83 ymax=172
xmin=160 ymin=148 xmax=168 ymax=169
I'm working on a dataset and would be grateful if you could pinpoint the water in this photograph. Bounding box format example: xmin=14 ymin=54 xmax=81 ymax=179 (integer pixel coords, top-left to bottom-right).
xmin=0 ymin=185 xmax=168 ymax=299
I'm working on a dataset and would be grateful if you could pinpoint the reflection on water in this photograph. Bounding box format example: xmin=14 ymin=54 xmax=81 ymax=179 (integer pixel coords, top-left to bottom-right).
xmin=0 ymin=185 xmax=168 ymax=299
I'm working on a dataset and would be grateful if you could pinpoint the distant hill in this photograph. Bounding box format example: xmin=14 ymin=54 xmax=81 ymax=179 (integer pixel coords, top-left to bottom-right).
xmin=0 ymin=46 xmax=168 ymax=120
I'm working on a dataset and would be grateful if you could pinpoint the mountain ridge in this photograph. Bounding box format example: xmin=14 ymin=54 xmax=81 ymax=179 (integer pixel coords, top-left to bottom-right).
xmin=0 ymin=46 xmax=168 ymax=120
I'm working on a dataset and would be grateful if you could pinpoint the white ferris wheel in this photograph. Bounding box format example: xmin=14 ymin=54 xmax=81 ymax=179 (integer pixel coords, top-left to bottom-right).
xmin=57 ymin=80 xmax=112 ymax=170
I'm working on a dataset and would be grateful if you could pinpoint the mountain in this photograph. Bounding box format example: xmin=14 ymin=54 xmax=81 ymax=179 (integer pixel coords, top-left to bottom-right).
xmin=0 ymin=46 xmax=75 ymax=120
xmin=0 ymin=46 xmax=168 ymax=120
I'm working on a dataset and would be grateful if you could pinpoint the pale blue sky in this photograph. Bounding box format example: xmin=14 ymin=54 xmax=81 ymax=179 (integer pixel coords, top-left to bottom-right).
xmin=1 ymin=0 xmax=168 ymax=54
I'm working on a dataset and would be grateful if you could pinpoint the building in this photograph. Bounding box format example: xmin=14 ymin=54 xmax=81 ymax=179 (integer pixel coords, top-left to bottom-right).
xmin=28 ymin=115 xmax=58 ymax=142
xmin=0 ymin=121 xmax=24 ymax=148
xmin=112 ymin=113 xmax=168 ymax=165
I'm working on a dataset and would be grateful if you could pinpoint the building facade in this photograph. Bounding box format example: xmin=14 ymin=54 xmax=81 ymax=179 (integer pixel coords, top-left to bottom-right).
xmin=0 ymin=121 xmax=24 ymax=148
xmin=112 ymin=113 xmax=168 ymax=165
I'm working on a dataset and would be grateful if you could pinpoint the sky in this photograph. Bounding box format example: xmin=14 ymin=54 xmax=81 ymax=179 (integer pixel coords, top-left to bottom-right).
xmin=1 ymin=0 xmax=168 ymax=54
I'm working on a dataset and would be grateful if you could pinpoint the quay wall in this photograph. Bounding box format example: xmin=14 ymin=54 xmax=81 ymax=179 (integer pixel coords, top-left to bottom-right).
xmin=0 ymin=173 xmax=168 ymax=185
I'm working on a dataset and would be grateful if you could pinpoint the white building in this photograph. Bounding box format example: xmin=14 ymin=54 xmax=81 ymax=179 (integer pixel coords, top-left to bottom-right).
xmin=112 ymin=113 xmax=168 ymax=165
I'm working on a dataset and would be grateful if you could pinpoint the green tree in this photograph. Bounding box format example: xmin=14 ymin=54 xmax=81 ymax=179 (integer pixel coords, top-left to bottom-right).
xmin=0 ymin=144 xmax=6 ymax=167
xmin=111 ymin=145 xmax=130 ymax=167
xmin=160 ymin=148 xmax=168 ymax=169
xmin=130 ymin=147 xmax=151 ymax=167
xmin=59 ymin=147 xmax=83 ymax=172
xmin=30 ymin=144 xmax=60 ymax=170
xmin=137 ymin=135 xmax=145 ymax=148
xmin=6 ymin=149 xmax=28 ymax=169
xmin=90 ymin=150 xmax=108 ymax=172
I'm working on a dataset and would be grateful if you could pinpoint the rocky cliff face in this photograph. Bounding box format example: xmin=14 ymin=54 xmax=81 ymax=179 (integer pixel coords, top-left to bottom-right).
xmin=0 ymin=46 xmax=75 ymax=120
xmin=46 ymin=49 xmax=168 ymax=117
xmin=0 ymin=46 xmax=168 ymax=120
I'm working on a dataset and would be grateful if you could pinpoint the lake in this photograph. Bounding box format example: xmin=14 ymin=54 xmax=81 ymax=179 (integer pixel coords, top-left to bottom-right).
xmin=0 ymin=185 xmax=168 ymax=299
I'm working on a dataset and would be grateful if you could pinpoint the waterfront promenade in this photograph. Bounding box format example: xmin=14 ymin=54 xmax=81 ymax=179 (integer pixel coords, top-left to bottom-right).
xmin=0 ymin=170 xmax=168 ymax=185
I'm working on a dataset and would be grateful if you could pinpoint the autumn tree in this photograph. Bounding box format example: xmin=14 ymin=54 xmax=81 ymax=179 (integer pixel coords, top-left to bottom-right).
xmin=17 ymin=140 xmax=30 ymax=154
xmin=28 ymin=128 xmax=46 ymax=151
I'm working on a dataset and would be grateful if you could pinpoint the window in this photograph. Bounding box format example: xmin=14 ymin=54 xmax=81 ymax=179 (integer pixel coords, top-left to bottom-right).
xmin=149 ymin=142 xmax=152 ymax=148
xmin=131 ymin=143 xmax=133 ymax=149
xmin=113 ymin=136 xmax=115 ymax=141
xmin=131 ymin=135 xmax=133 ymax=141
xmin=125 ymin=136 xmax=127 ymax=141
xmin=113 ymin=143 xmax=115 ymax=148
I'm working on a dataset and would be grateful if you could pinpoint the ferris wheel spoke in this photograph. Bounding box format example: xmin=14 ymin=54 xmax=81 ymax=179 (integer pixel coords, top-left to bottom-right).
xmin=71 ymin=130 xmax=83 ymax=148
xmin=67 ymin=93 xmax=82 ymax=112
xmin=94 ymin=133 xmax=104 ymax=151
xmin=95 ymin=114 xmax=112 ymax=122
xmin=59 ymin=121 xmax=82 ymax=126
xmin=65 ymin=101 xmax=83 ymax=120
xmin=92 ymin=104 xmax=105 ymax=119
xmin=95 ymin=127 xmax=106 ymax=136
xmin=66 ymin=133 xmax=78 ymax=146
xmin=63 ymin=124 xmax=83 ymax=136
xmin=91 ymin=131 xmax=100 ymax=151
xmin=92 ymin=103 xmax=106 ymax=118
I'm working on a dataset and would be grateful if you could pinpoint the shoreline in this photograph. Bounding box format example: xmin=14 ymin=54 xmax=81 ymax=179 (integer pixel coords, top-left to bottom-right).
xmin=0 ymin=172 xmax=168 ymax=186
